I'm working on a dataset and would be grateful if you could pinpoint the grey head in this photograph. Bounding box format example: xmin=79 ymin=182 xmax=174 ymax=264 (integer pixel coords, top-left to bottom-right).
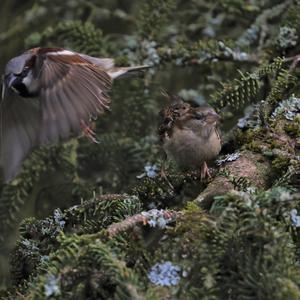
xmin=5 ymin=52 xmax=33 ymax=76
xmin=3 ymin=52 xmax=35 ymax=98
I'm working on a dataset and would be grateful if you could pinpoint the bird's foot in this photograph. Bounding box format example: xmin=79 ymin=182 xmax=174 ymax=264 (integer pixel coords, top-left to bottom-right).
xmin=80 ymin=120 xmax=99 ymax=144
xmin=200 ymin=162 xmax=211 ymax=180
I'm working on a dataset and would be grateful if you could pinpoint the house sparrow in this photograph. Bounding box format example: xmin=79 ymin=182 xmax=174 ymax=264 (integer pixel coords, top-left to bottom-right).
xmin=158 ymin=92 xmax=221 ymax=179
xmin=0 ymin=47 xmax=148 ymax=182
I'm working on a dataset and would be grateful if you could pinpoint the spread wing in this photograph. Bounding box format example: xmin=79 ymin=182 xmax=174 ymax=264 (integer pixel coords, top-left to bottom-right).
xmin=0 ymin=90 xmax=40 ymax=182
xmin=36 ymin=54 xmax=112 ymax=144
xmin=0 ymin=53 xmax=113 ymax=182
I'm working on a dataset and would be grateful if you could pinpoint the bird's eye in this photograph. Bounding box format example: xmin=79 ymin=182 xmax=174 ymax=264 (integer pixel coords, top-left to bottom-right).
xmin=12 ymin=66 xmax=30 ymax=77
xmin=195 ymin=113 xmax=204 ymax=120
xmin=20 ymin=66 xmax=30 ymax=76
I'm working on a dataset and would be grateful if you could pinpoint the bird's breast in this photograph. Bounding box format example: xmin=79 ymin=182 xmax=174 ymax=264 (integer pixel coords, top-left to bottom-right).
xmin=163 ymin=127 xmax=221 ymax=170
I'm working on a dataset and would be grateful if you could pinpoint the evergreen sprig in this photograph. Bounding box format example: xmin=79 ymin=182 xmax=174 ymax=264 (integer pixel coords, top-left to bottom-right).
xmin=210 ymin=57 xmax=287 ymax=110
xmin=26 ymin=20 xmax=107 ymax=56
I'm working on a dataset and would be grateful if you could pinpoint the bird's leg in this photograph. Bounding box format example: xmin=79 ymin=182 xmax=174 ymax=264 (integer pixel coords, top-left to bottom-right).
xmin=200 ymin=161 xmax=211 ymax=180
xmin=161 ymin=165 xmax=174 ymax=190
xmin=160 ymin=153 xmax=174 ymax=189
xmin=80 ymin=120 xmax=99 ymax=144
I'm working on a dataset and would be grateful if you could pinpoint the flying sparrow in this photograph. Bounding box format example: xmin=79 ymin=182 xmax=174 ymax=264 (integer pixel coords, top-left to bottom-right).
xmin=0 ymin=47 xmax=148 ymax=182
xmin=158 ymin=92 xmax=221 ymax=179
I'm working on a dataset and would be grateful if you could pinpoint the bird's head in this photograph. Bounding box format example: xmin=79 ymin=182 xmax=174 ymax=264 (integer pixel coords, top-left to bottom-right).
xmin=171 ymin=101 xmax=191 ymax=117
xmin=3 ymin=52 xmax=35 ymax=97
xmin=193 ymin=106 xmax=220 ymax=127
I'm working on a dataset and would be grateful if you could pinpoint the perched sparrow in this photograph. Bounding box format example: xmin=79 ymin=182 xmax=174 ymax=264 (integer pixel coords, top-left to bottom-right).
xmin=0 ymin=47 xmax=148 ymax=182
xmin=158 ymin=92 xmax=221 ymax=179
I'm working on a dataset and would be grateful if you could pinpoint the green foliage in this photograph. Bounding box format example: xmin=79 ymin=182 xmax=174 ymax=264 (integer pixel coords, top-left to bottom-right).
xmin=272 ymin=156 xmax=292 ymax=178
xmin=210 ymin=57 xmax=286 ymax=111
xmin=26 ymin=20 xmax=107 ymax=56
xmin=76 ymin=80 xmax=160 ymax=191
xmin=156 ymin=188 xmax=300 ymax=299
xmin=218 ymin=168 xmax=252 ymax=191
xmin=6 ymin=191 xmax=162 ymax=299
xmin=215 ymin=0 xmax=260 ymax=15
xmin=0 ymin=144 xmax=77 ymax=245
xmin=274 ymin=161 xmax=300 ymax=189
xmin=211 ymin=71 xmax=260 ymax=111
xmin=284 ymin=118 xmax=300 ymax=137
xmin=22 ymin=233 xmax=156 ymax=300
xmin=281 ymin=4 xmax=300 ymax=36
xmin=9 ymin=194 xmax=144 ymax=291
xmin=266 ymin=69 xmax=296 ymax=105
xmin=157 ymin=39 xmax=240 ymax=67
xmin=137 ymin=0 xmax=176 ymax=40
xmin=1 ymin=0 xmax=300 ymax=297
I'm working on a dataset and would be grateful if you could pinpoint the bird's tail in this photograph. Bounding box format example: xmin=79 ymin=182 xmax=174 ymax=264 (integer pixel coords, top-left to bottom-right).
xmin=79 ymin=54 xmax=149 ymax=79
xmin=107 ymin=65 xmax=149 ymax=79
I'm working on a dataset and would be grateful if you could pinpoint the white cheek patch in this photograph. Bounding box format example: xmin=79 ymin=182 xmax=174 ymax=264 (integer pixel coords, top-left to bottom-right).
xmin=22 ymin=71 xmax=39 ymax=93
xmin=48 ymin=50 xmax=74 ymax=56
xmin=22 ymin=72 xmax=32 ymax=86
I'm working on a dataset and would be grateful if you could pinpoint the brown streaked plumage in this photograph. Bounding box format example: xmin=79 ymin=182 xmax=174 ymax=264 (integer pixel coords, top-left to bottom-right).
xmin=158 ymin=92 xmax=221 ymax=179
xmin=1 ymin=47 xmax=148 ymax=182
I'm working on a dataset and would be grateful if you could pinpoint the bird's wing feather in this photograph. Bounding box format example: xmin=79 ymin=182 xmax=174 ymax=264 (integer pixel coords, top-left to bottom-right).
xmin=0 ymin=90 xmax=40 ymax=182
xmin=37 ymin=54 xmax=112 ymax=144
xmin=77 ymin=54 xmax=115 ymax=70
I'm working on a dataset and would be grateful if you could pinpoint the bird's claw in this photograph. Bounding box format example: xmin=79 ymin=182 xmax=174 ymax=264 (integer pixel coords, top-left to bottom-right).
xmin=80 ymin=120 xmax=99 ymax=144
xmin=200 ymin=162 xmax=211 ymax=180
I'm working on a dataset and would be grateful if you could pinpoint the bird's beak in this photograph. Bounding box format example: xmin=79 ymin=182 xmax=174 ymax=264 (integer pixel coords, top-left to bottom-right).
xmin=206 ymin=111 xmax=220 ymax=123
xmin=5 ymin=73 xmax=17 ymax=89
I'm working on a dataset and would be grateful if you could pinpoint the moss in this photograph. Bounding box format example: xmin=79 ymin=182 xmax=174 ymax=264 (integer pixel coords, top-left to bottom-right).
xmin=284 ymin=120 xmax=300 ymax=137
xmin=132 ymin=170 xmax=206 ymax=209
xmin=235 ymin=130 xmax=254 ymax=145
xmin=269 ymin=139 xmax=283 ymax=149
xmin=152 ymin=189 xmax=300 ymax=299
xmin=245 ymin=140 xmax=262 ymax=152
xmin=234 ymin=128 xmax=265 ymax=148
